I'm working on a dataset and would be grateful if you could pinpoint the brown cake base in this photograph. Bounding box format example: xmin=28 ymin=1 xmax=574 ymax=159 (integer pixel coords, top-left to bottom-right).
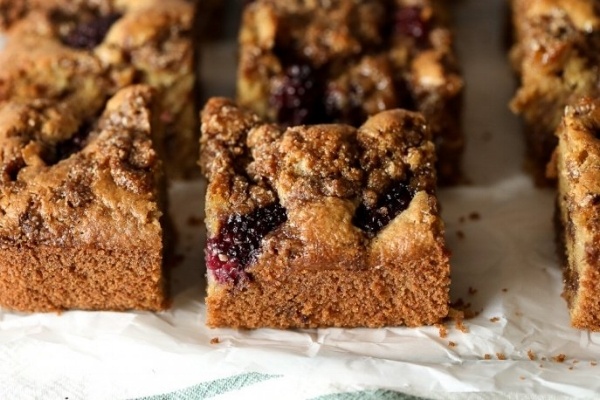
xmin=0 ymin=247 xmax=164 ymax=312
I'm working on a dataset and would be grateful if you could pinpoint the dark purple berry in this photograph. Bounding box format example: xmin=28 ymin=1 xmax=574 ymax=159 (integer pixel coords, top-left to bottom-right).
xmin=353 ymin=179 xmax=415 ymax=235
xmin=395 ymin=6 xmax=429 ymax=43
xmin=61 ymin=13 xmax=121 ymax=50
xmin=270 ymin=64 xmax=321 ymax=125
xmin=206 ymin=203 xmax=287 ymax=285
xmin=44 ymin=122 xmax=93 ymax=166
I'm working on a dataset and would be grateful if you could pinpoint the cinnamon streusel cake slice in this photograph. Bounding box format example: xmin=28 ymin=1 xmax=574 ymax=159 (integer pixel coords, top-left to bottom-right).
xmin=200 ymin=97 xmax=451 ymax=329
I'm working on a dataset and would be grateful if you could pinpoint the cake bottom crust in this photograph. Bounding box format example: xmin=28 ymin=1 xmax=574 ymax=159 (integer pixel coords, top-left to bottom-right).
xmin=0 ymin=246 xmax=166 ymax=312
xmin=206 ymin=257 xmax=449 ymax=329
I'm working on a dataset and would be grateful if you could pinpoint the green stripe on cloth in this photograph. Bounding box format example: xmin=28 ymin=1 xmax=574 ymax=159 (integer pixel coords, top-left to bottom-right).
xmin=134 ymin=372 xmax=280 ymax=400
xmin=312 ymin=389 xmax=428 ymax=400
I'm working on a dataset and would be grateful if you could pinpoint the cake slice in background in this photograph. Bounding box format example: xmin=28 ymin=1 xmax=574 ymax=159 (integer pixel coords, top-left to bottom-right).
xmin=0 ymin=0 xmax=198 ymax=178
xmin=509 ymin=0 xmax=600 ymax=185
xmin=236 ymin=0 xmax=464 ymax=185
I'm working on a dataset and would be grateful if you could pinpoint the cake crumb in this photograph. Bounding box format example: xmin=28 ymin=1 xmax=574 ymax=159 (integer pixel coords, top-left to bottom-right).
xmin=497 ymin=353 xmax=506 ymax=360
xmin=187 ymin=215 xmax=203 ymax=226
xmin=539 ymin=363 xmax=544 ymax=368
xmin=210 ymin=337 xmax=220 ymax=344
xmin=449 ymin=341 xmax=456 ymax=347
xmin=541 ymin=357 xmax=547 ymax=361
xmin=568 ymin=366 xmax=574 ymax=370
xmin=553 ymin=354 xmax=566 ymax=363
xmin=437 ymin=324 xmax=448 ymax=338
xmin=519 ymin=376 xmax=525 ymax=380
xmin=527 ymin=350 xmax=536 ymax=360
xmin=502 ymin=288 xmax=508 ymax=292
xmin=450 ymin=298 xmax=479 ymax=320
xmin=591 ymin=361 xmax=597 ymax=366
xmin=489 ymin=317 xmax=500 ymax=323
xmin=458 ymin=321 xmax=469 ymax=333
xmin=469 ymin=212 xmax=481 ymax=220
xmin=468 ymin=286 xmax=478 ymax=295
xmin=484 ymin=354 xmax=492 ymax=360
xmin=456 ymin=230 xmax=465 ymax=239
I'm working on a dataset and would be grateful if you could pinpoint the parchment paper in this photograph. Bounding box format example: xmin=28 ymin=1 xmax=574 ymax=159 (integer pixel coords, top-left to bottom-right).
xmin=2 ymin=0 xmax=600 ymax=398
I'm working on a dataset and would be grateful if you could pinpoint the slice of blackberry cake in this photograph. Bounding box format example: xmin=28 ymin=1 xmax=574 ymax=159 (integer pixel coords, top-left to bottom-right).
xmin=200 ymin=97 xmax=451 ymax=328
xmin=0 ymin=0 xmax=197 ymax=178
xmin=551 ymin=97 xmax=600 ymax=330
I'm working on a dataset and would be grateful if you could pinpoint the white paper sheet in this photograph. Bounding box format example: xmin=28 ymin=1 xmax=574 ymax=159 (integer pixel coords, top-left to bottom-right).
xmin=2 ymin=0 xmax=600 ymax=398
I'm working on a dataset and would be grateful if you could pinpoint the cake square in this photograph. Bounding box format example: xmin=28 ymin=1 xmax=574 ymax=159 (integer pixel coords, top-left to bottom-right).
xmin=0 ymin=85 xmax=168 ymax=312
xmin=551 ymin=97 xmax=600 ymax=331
xmin=0 ymin=0 xmax=198 ymax=178
xmin=200 ymin=97 xmax=451 ymax=329
xmin=509 ymin=0 xmax=600 ymax=184
xmin=236 ymin=0 xmax=464 ymax=185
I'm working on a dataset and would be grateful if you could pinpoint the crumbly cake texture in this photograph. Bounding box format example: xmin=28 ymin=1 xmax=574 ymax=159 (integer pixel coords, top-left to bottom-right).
xmin=550 ymin=97 xmax=600 ymax=331
xmin=509 ymin=0 xmax=600 ymax=185
xmin=0 ymin=85 xmax=168 ymax=312
xmin=0 ymin=0 xmax=198 ymax=178
xmin=236 ymin=0 xmax=464 ymax=185
xmin=200 ymin=97 xmax=451 ymax=329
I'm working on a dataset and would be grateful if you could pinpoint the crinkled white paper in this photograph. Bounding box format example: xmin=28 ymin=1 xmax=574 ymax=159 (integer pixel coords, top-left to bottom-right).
xmin=2 ymin=0 xmax=600 ymax=398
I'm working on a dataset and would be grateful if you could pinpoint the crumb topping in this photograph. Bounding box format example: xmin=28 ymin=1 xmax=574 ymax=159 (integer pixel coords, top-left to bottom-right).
xmin=201 ymin=97 xmax=444 ymax=286
xmin=0 ymin=85 xmax=162 ymax=248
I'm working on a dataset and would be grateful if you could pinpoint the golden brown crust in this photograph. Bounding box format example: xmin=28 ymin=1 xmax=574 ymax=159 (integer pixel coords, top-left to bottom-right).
xmin=0 ymin=0 xmax=197 ymax=178
xmin=510 ymin=0 xmax=600 ymax=185
xmin=0 ymin=85 xmax=167 ymax=312
xmin=236 ymin=0 xmax=463 ymax=185
xmin=553 ymin=97 xmax=600 ymax=330
xmin=200 ymin=97 xmax=450 ymax=329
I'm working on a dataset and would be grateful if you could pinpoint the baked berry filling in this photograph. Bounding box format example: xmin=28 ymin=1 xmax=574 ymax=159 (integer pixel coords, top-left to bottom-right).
xmin=394 ymin=6 xmax=430 ymax=46
xmin=353 ymin=178 xmax=415 ymax=235
xmin=44 ymin=122 xmax=93 ymax=166
xmin=270 ymin=64 xmax=323 ymax=125
xmin=59 ymin=13 xmax=121 ymax=50
xmin=206 ymin=203 xmax=287 ymax=284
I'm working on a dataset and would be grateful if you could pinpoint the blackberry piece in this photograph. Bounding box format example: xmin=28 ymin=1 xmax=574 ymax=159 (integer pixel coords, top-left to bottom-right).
xmin=395 ymin=6 xmax=430 ymax=44
xmin=353 ymin=179 xmax=415 ymax=235
xmin=270 ymin=64 xmax=322 ymax=125
xmin=206 ymin=203 xmax=287 ymax=284
xmin=61 ymin=13 xmax=122 ymax=50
